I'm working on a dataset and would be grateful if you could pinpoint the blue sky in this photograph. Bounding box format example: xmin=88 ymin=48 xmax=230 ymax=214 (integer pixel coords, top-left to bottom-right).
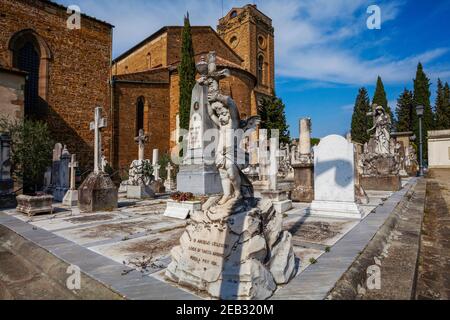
xmin=57 ymin=0 xmax=450 ymax=138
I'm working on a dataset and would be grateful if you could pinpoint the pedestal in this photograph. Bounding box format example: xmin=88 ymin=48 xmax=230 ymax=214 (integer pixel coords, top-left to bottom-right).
xmin=260 ymin=190 xmax=293 ymax=214
xmin=16 ymin=195 xmax=53 ymax=217
xmin=360 ymin=175 xmax=401 ymax=191
xmin=78 ymin=172 xmax=118 ymax=213
xmin=177 ymin=164 xmax=222 ymax=195
xmin=308 ymin=200 xmax=362 ymax=219
xmin=165 ymin=199 xmax=296 ymax=300
xmin=126 ymin=185 xmax=155 ymax=199
xmin=291 ymin=163 xmax=314 ymax=202
xmin=63 ymin=189 xmax=78 ymax=207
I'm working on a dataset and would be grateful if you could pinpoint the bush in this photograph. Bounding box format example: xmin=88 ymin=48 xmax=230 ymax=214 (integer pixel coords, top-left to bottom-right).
xmin=0 ymin=118 xmax=53 ymax=194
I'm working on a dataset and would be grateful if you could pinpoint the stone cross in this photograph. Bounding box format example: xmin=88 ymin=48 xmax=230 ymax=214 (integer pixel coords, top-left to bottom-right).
xmin=134 ymin=129 xmax=148 ymax=161
xmin=166 ymin=162 xmax=173 ymax=182
xmin=89 ymin=107 xmax=107 ymax=173
xmin=68 ymin=154 xmax=78 ymax=191
xmin=152 ymin=149 xmax=160 ymax=180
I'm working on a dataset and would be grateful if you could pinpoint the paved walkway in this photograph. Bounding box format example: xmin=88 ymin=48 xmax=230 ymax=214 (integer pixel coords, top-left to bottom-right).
xmin=415 ymin=169 xmax=450 ymax=299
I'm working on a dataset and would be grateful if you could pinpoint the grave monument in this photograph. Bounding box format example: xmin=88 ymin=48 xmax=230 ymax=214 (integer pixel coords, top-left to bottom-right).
xmin=126 ymin=129 xmax=155 ymax=199
xmin=0 ymin=133 xmax=15 ymax=208
xmin=359 ymin=104 xmax=401 ymax=191
xmin=62 ymin=154 xmax=79 ymax=206
xmin=166 ymin=52 xmax=296 ymax=300
xmin=78 ymin=107 xmax=118 ymax=212
xmin=308 ymin=134 xmax=363 ymax=219
xmin=291 ymin=118 xmax=314 ymax=202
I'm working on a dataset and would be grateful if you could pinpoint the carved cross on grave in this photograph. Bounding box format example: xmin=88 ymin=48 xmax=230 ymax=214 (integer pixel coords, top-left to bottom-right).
xmin=68 ymin=154 xmax=78 ymax=191
xmin=89 ymin=107 xmax=107 ymax=173
xmin=134 ymin=129 xmax=148 ymax=161
xmin=166 ymin=162 xmax=173 ymax=183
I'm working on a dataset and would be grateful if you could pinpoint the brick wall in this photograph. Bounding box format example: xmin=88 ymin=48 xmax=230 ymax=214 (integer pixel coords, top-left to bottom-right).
xmin=0 ymin=0 xmax=112 ymax=170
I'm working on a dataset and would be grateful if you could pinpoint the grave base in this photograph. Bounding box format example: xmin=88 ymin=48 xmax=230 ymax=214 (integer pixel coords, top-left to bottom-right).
xmin=63 ymin=189 xmax=78 ymax=207
xmin=177 ymin=164 xmax=222 ymax=195
xmin=127 ymin=185 xmax=155 ymax=199
xmin=308 ymin=200 xmax=362 ymax=219
xmin=78 ymin=172 xmax=118 ymax=213
xmin=360 ymin=175 xmax=401 ymax=191
xmin=260 ymin=190 xmax=292 ymax=214
xmin=291 ymin=163 xmax=314 ymax=203
xmin=16 ymin=194 xmax=53 ymax=217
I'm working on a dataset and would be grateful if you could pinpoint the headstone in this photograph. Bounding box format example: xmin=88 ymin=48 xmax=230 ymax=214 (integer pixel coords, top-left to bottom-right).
xmin=0 ymin=133 xmax=15 ymax=208
xmin=164 ymin=162 xmax=176 ymax=191
xmin=176 ymin=65 xmax=222 ymax=195
xmin=78 ymin=107 xmax=118 ymax=212
xmin=292 ymin=118 xmax=314 ymax=202
xmin=53 ymin=145 xmax=71 ymax=202
xmin=149 ymin=148 xmax=165 ymax=194
xmin=126 ymin=130 xmax=154 ymax=199
xmin=63 ymin=154 xmax=79 ymax=206
xmin=261 ymin=138 xmax=292 ymax=214
xmin=48 ymin=143 xmax=63 ymax=194
xmin=308 ymin=135 xmax=362 ymax=219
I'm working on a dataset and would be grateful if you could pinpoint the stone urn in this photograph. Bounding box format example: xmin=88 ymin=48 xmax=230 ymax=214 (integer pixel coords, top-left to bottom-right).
xmin=16 ymin=194 xmax=53 ymax=217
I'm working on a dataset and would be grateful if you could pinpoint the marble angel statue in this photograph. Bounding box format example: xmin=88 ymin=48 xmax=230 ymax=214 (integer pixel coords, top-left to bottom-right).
xmin=197 ymin=52 xmax=260 ymax=206
xmin=367 ymin=104 xmax=392 ymax=155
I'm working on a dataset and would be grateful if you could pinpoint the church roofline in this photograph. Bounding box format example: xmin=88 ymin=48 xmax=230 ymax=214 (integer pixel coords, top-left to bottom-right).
xmin=112 ymin=25 xmax=243 ymax=66
xmin=38 ymin=0 xmax=114 ymax=28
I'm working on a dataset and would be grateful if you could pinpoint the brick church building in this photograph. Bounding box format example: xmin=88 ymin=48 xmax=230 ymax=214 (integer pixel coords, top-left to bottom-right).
xmin=0 ymin=0 xmax=274 ymax=172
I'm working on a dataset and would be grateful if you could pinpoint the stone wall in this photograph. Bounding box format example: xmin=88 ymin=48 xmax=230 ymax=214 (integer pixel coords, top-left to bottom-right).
xmin=0 ymin=0 xmax=113 ymax=170
xmin=0 ymin=68 xmax=26 ymax=122
xmin=113 ymin=77 xmax=170 ymax=171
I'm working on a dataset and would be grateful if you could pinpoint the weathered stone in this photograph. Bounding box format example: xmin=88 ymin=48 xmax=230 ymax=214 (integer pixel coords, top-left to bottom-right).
xmin=360 ymin=175 xmax=401 ymax=191
xmin=126 ymin=185 xmax=154 ymax=199
xmin=16 ymin=194 xmax=53 ymax=217
xmin=268 ymin=231 xmax=296 ymax=284
xmin=78 ymin=172 xmax=118 ymax=213
xmin=291 ymin=163 xmax=314 ymax=202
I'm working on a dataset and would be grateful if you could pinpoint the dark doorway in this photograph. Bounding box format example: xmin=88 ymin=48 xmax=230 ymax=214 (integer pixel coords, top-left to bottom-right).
xmin=136 ymin=97 xmax=145 ymax=136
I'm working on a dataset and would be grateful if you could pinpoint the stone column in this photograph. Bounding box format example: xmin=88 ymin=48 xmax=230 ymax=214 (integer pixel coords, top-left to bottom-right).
xmin=292 ymin=118 xmax=314 ymax=202
xmin=299 ymin=118 xmax=311 ymax=156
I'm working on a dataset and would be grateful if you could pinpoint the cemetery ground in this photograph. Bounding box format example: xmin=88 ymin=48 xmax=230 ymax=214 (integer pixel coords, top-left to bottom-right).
xmin=1 ymin=173 xmax=448 ymax=300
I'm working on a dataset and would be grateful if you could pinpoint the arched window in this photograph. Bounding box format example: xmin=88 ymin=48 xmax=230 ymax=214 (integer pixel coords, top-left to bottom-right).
xmin=257 ymin=55 xmax=264 ymax=86
xmin=9 ymin=29 xmax=51 ymax=118
xmin=136 ymin=97 xmax=145 ymax=136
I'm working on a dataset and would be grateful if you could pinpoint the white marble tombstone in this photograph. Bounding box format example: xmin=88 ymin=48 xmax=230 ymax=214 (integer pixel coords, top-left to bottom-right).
xmin=176 ymin=82 xmax=222 ymax=195
xmin=309 ymin=134 xmax=362 ymax=219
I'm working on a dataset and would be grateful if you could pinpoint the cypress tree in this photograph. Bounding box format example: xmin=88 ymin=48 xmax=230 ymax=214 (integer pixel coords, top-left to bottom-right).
xmin=178 ymin=13 xmax=196 ymax=130
xmin=258 ymin=94 xmax=290 ymax=144
xmin=372 ymin=76 xmax=393 ymax=119
xmin=350 ymin=87 xmax=371 ymax=144
xmin=413 ymin=62 xmax=434 ymax=161
xmin=395 ymin=89 xmax=414 ymax=132
xmin=435 ymin=79 xmax=450 ymax=129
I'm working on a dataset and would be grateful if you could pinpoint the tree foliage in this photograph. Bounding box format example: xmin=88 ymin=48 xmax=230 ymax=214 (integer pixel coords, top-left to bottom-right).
xmin=372 ymin=76 xmax=393 ymax=119
xmin=178 ymin=13 xmax=196 ymax=130
xmin=434 ymin=79 xmax=450 ymax=130
xmin=395 ymin=88 xmax=414 ymax=132
xmin=413 ymin=62 xmax=434 ymax=162
xmin=258 ymin=94 xmax=290 ymax=144
xmin=350 ymin=87 xmax=371 ymax=144
xmin=0 ymin=118 xmax=53 ymax=194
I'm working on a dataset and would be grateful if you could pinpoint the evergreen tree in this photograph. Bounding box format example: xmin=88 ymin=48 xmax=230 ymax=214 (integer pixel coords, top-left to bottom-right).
xmin=372 ymin=76 xmax=393 ymax=119
xmin=435 ymin=79 xmax=450 ymax=129
xmin=350 ymin=87 xmax=371 ymax=144
xmin=178 ymin=13 xmax=196 ymax=130
xmin=258 ymin=94 xmax=290 ymax=144
xmin=395 ymin=88 xmax=414 ymax=132
xmin=413 ymin=62 xmax=434 ymax=162
xmin=445 ymin=82 xmax=450 ymax=127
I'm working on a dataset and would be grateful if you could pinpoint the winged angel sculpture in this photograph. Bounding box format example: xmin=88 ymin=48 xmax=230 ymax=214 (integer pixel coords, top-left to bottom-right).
xmin=197 ymin=52 xmax=260 ymax=207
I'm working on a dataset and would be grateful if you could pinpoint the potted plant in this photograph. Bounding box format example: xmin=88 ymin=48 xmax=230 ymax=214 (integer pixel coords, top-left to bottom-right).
xmin=0 ymin=118 xmax=54 ymax=216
